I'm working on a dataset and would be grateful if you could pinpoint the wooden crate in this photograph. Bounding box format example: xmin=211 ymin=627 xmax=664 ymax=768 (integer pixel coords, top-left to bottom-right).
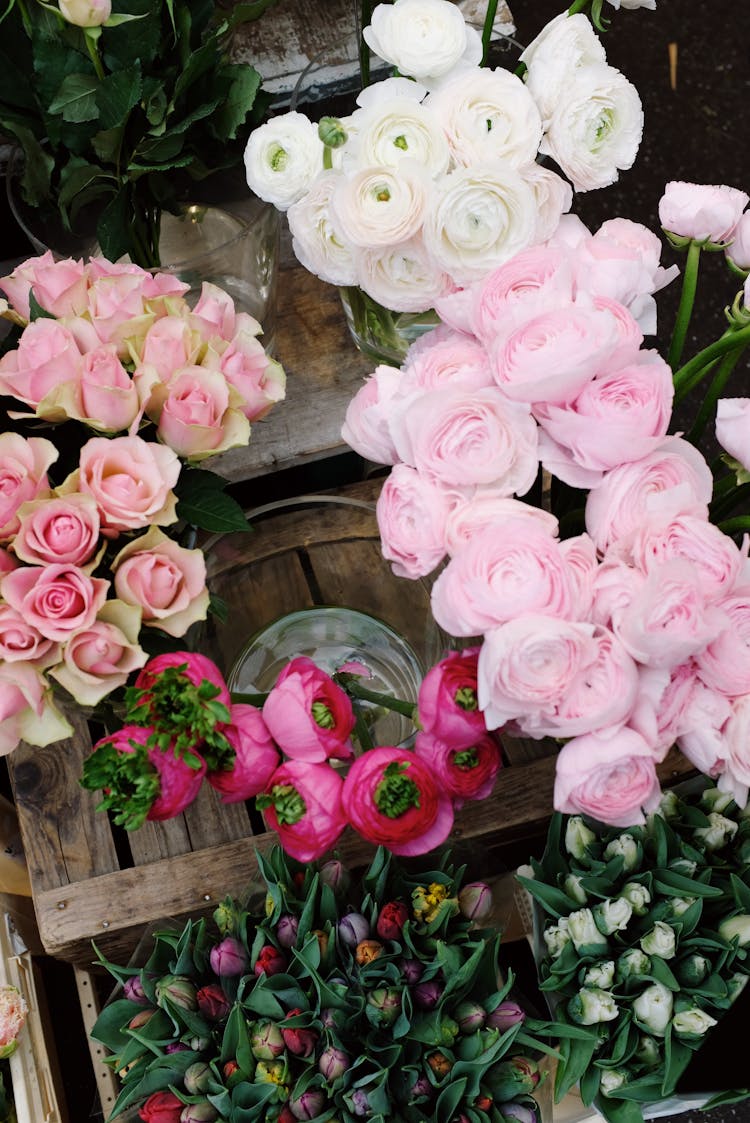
xmin=7 ymin=478 xmax=693 ymax=967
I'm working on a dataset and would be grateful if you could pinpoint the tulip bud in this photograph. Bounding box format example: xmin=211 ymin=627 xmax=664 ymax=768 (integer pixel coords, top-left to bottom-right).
xmin=669 ymin=857 xmax=697 ymax=877
xmin=319 ymin=1045 xmax=350 ymax=1081
xmin=676 ymin=954 xmax=709 ymax=987
xmin=348 ymin=1089 xmax=371 ymax=1116
xmin=593 ymin=897 xmax=632 ymax=936
xmin=633 ymin=983 xmax=673 ymax=1036
xmin=123 ymin=975 xmax=149 ymax=1005
xmin=196 ymin=983 xmax=231 ymax=1021
xmin=474 ymin=1094 xmax=493 ymax=1113
xmin=320 ymin=1007 xmax=346 ymax=1031
xmin=409 ymin=1074 xmax=432 ymax=1100
xmin=281 ymin=1010 xmax=318 ymax=1057
xmin=189 ymin=1035 xmax=209 ymax=1052
xmin=180 ymin=1103 xmax=219 ymax=1123
xmin=128 ymin=1008 xmax=155 ymax=1030
xmin=694 ymin=812 xmax=738 ymax=851
xmin=277 ymin=914 xmax=299 ymax=948
xmin=366 ymin=986 xmax=402 ymax=1025
xmin=565 ymin=817 xmax=596 ymax=860
xmin=542 ymin=917 xmax=570 ymax=958
xmin=167 ymin=1042 xmax=189 ymax=1053
xmin=700 ymin=787 xmax=735 ymax=814
xmin=310 ymin=928 xmax=329 ymax=958
xmin=640 ymin=921 xmax=676 ymax=960
xmin=413 ymin=979 xmax=443 ymax=1010
xmin=582 ymin=961 xmax=615 ymax=989
xmin=156 ymin=975 xmax=197 ymax=1011
xmin=728 ymin=973 xmax=749 ymax=1003
xmin=458 ymin=882 xmax=492 ymax=921
xmin=603 ymin=833 xmax=639 ymax=871
xmin=213 ymin=897 xmax=241 ymax=937
xmin=720 ymin=914 xmax=750 ymax=946
xmin=251 ymin=1020 xmax=285 ymax=1060
xmin=454 ymin=1001 xmax=486 ymax=1034
xmin=223 ymin=1059 xmax=239 ymax=1078
xmin=184 ymin=1061 xmax=211 ymax=1094
xmin=501 ymin=1103 xmax=538 ymax=1123
xmin=620 ymin=882 xmax=651 ymax=916
xmin=255 ymin=1059 xmax=288 ymax=1088
xmin=376 ymin=900 xmax=409 ymax=940
xmin=616 ymin=948 xmax=651 ymax=981
xmin=427 ymin=1050 xmax=453 ymax=1078
xmin=254 ymin=945 xmax=287 ymax=976
xmin=289 ymin=1090 xmax=326 ymax=1121
xmin=599 ymin=1070 xmax=628 ymax=1097
xmin=355 ymin=939 xmax=383 ymax=965
xmin=486 ymin=1001 xmax=525 ymax=1031
xmin=338 ymin=912 xmax=370 ymax=948
xmin=399 ymin=957 xmax=423 ymax=984
xmin=487 ymin=1057 xmax=538 ymax=1100
xmin=563 ymin=874 xmax=587 ymax=905
xmin=319 ymin=859 xmax=350 ymax=894
xmin=278 ymin=1107 xmax=297 ymax=1123
xmin=636 ymin=1035 xmax=661 ymax=1067
xmin=210 ymin=937 xmax=247 ymax=977
xmin=568 ymin=987 xmax=618 ymax=1026
xmin=672 ymin=1007 xmax=718 ymax=1037
xmin=318 ymin=117 xmax=348 ymax=148
xmin=568 ymin=908 xmax=609 ymax=955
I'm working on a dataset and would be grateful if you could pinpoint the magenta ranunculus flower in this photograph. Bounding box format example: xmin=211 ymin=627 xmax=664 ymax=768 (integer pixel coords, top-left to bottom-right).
xmin=553 ymin=727 xmax=662 ymax=828
xmin=130 ymin=652 xmax=231 ymax=760
xmin=207 ymin=704 xmax=280 ymax=803
xmin=418 ymin=647 xmax=486 ymax=750
xmin=341 ymin=746 xmax=454 ymax=856
xmin=414 ymin=731 xmax=501 ymax=805
xmin=258 ymin=760 xmax=347 ymax=861
xmin=262 ymin=656 xmax=354 ymax=763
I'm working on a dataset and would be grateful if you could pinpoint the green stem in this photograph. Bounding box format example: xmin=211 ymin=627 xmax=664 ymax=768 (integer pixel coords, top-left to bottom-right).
xmin=346 ymin=681 xmax=417 ymax=719
xmin=481 ymin=0 xmax=499 ymax=63
xmin=712 ymin=471 xmax=741 ymax=501
xmin=231 ymin=691 xmax=268 ymax=707
xmin=717 ymin=516 xmax=750 ymax=536
xmin=687 ymin=348 xmax=744 ymax=445
xmin=710 ymin=480 xmax=750 ymax=522
xmin=358 ymin=0 xmax=376 ymax=88
xmin=353 ymin=711 xmax=374 ymax=752
xmin=567 ymin=0 xmax=590 ymax=12
xmin=667 ymin=240 xmax=702 ymax=371
xmin=85 ymin=30 xmax=105 ymax=80
xmin=673 ymin=323 xmax=750 ymax=400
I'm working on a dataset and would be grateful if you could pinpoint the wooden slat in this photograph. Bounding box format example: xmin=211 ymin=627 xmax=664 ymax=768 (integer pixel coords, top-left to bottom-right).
xmin=8 ymin=709 xmax=119 ymax=893
xmin=182 ymin=781 xmax=254 ymax=851
xmin=74 ymin=967 xmax=120 ymax=1120
xmin=128 ymin=817 xmax=193 ymax=865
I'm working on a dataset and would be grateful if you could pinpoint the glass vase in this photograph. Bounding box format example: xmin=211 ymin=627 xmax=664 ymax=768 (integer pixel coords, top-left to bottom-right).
xmin=338 ymin=285 xmax=440 ymax=366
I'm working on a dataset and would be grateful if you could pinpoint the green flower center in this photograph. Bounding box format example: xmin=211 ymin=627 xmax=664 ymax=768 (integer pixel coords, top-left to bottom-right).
xmin=453 ymin=747 xmax=478 ymax=771
xmin=312 ymin=701 xmax=335 ymax=729
xmin=259 ymin=784 xmax=306 ymax=826
xmin=269 ymin=143 xmax=289 ymax=172
xmin=375 ymin=185 xmax=391 ymax=202
xmin=393 ymin=134 xmax=408 ymax=151
xmin=454 ymin=686 xmax=478 ymax=712
xmin=374 ymin=761 xmax=420 ymax=818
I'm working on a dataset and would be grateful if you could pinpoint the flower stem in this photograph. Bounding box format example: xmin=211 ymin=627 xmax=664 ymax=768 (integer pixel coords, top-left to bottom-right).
xmin=567 ymin=0 xmax=590 ymax=13
xmin=231 ymin=691 xmax=268 ymax=707
xmin=687 ymin=348 xmax=744 ymax=445
xmin=346 ymin=681 xmax=417 ymax=719
xmin=717 ymin=516 xmax=750 ymax=536
xmin=481 ymin=0 xmax=499 ymax=63
xmin=673 ymin=323 xmax=750 ymax=401
xmin=667 ymin=240 xmax=702 ymax=372
xmin=85 ymin=28 xmax=105 ymax=80
xmin=710 ymin=480 xmax=750 ymax=522
xmin=353 ymin=711 xmax=374 ymax=752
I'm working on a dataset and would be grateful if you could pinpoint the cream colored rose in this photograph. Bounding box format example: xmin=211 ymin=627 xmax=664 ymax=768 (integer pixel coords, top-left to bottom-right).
xmin=332 ymin=164 xmax=428 ymax=248
xmin=50 ymin=601 xmax=146 ymax=707
xmin=113 ymin=525 xmax=210 ymax=638
xmin=287 ymin=171 xmax=358 ymax=287
xmin=244 ymin=112 xmax=324 ymax=211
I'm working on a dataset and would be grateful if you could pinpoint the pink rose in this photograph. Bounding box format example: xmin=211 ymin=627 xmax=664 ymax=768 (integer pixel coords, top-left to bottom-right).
xmin=0 ymin=434 xmax=57 ymax=542
xmin=584 ymin=437 xmax=714 ymax=554
xmin=535 ymin=350 xmax=674 ymax=489
xmin=78 ymin=345 xmax=139 ymax=431
xmin=476 ymin=615 xmax=599 ymax=730
xmin=445 ymin=493 xmax=558 ymax=557
xmin=139 ymin=316 xmax=197 ymax=381
xmin=148 ymin=366 xmax=250 ymax=460
xmin=50 ymin=601 xmax=146 ymax=706
xmin=619 ymin=512 xmax=747 ymax=602
xmin=342 ymin=365 xmax=403 ymax=465
xmin=430 ymin=522 xmax=578 ymax=637
xmin=113 ymin=526 xmax=209 ymax=637
xmin=77 ymin=435 xmax=180 ymax=533
xmin=0 ymin=252 xmax=88 ymax=319
xmin=726 ymin=212 xmax=750 ymax=272
xmin=418 ymin=647 xmax=487 ymax=750
xmin=391 ymin=386 xmax=539 ymax=495
xmin=0 ymin=662 xmax=71 ymax=755
xmin=260 ymin=760 xmax=347 ymax=861
xmin=207 ymin=704 xmax=280 ymax=803
xmin=716 ymin=398 xmax=750 ymax=471
xmin=414 ymin=730 xmax=501 ymax=804
xmin=341 ymin=746 xmax=454 ymax=856
xmin=0 ymin=604 xmax=59 ymax=668
xmin=399 ymin=326 xmax=494 ymax=395
xmin=0 ymin=550 xmax=18 ymax=575
xmin=696 ymin=588 xmax=750 ymax=698
xmin=468 ymin=244 xmax=574 ymax=345
xmin=218 ymin=322 xmax=286 ymax=421
xmin=376 ymin=465 xmax=453 ymax=579
xmin=658 ymin=181 xmax=749 ymax=244
xmin=553 ymin=727 xmax=662 ymax=827
xmin=262 ymin=656 xmax=354 ymax=763
xmin=14 ymin=493 xmax=100 ymax=567
xmin=1 ymin=251 xmax=57 ymax=318
xmin=190 ymin=283 xmax=237 ymax=342
xmin=0 ymin=319 xmax=82 ymax=408
xmin=1 ymin=563 xmax=108 ymax=642
xmin=84 ymin=269 xmax=151 ymax=351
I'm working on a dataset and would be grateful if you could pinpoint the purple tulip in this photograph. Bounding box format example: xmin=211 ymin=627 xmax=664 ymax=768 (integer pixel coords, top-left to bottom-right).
xmin=180 ymin=1103 xmax=219 ymax=1123
xmin=349 ymin=1090 xmax=371 ymax=1117
xmin=123 ymin=975 xmax=149 ymax=1005
xmin=209 ymin=936 xmax=248 ymax=977
xmin=455 ymin=1001 xmax=486 ymax=1034
xmin=251 ymin=1020 xmax=285 ymax=1060
xmin=399 ymin=957 xmax=424 ymax=985
xmin=410 ymin=1074 xmax=433 ymax=1101
xmin=486 ymin=1001 xmax=526 ymax=1032
xmin=277 ymin=914 xmax=299 ymax=948
xmin=319 ymin=859 xmax=350 ymax=894
xmin=413 ymin=979 xmax=443 ymax=1010
xmin=166 ymin=1041 xmax=189 ymax=1053
xmin=501 ymin=1103 xmax=538 ymax=1123
xmin=458 ymin=882 xmax=493 ymax=921
xmin=289 ymin=1089 xmax=326 ymax=1120
xmin=155 ymin=975 xmax=197 ymax=1011
xmin=319 ymin=1045 xmax=350 ymax=1081
xmin=338 ymin=912 xmax=370 ymax=948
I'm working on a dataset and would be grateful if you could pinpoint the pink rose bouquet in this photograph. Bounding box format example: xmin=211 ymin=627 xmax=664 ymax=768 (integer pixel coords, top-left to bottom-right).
xmin=0 ymin=255 xmax=284 ymax=758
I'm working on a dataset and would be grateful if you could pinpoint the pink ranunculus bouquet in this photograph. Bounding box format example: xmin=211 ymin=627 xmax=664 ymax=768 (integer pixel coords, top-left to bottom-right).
xmin=0 ymin=254 xmax=285 ymax=757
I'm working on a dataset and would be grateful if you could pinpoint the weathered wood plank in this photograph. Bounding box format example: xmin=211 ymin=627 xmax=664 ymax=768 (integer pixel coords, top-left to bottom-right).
xmin=182 ymin=781 xmax=254 ymax=851
xmin=127 ymin=818 xmax=194 ymax=865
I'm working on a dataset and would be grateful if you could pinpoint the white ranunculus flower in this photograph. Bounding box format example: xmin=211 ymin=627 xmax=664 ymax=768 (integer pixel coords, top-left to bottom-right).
xmin=355 ymin=235 xmax=452 ymax=313
xmin=287 ymin=171 xmax=358 ymax=287
xmin=348 ymin=98 xmax=451 ymax=179
xmin=672 ymin=1008 xmax=717 ymax=1037
xmin=425 ymin=68 xmax=542 ymax=169
xmin=424 ymin=163 xmax=537 ymax=284
xmin=356 ymin=76 xmax=428 ymax=110
xmin=520 ymin=13 xmax=607 ymax=128
xmin=244 ymin=112 xmax=324 ymax=211
xmin=520 ymin=162 xmax=573 ymax=243
xmin=633 ymin=982 xmax=673 ymax=1036
xmin=332 ymin=164 xmax=428 ymax=248
xmin=640 ymin=921 xmax=677 ymax=960
xmin=540 ymin=63 xmax=644 ymax=193
xmin=363 ymin=0 xmax=482 ymax=86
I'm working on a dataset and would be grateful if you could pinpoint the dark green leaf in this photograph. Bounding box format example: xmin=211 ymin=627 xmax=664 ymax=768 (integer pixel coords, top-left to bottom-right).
xmin=3 ymin=125 xmax=53 ymax=205
xmin=96 ymin=63 xmax=142 ymax=130
xmin=210 ymin=63 xmax=261 ymax=141
xmin=28 ymin=291 xmax=55 ymax=321
xmin=175 ymin=471 xmax=250 ymax=533
xmin=96 ymin=186 xmax=131 ymax=261
xmin=48 ymin=73 xmax=99 ymax=122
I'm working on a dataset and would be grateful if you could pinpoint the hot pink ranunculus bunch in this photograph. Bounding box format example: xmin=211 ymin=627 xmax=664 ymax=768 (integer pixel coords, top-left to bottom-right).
xmin=343 ymin=189 xmax=750 ymax=830
xmin=0 ymin=254 xmax=285 ymax=755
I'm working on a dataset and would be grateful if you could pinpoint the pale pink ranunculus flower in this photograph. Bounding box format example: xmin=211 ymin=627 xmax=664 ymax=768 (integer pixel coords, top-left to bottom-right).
xmin=632 ymin=660 xmax=732 ymax=762
xmin=535 ymin=350 xmax=674 ymax=489
xmin=341 ymin=364 xmax=403 ymax=465
xmin=445 ymin=493 xmax=558 ymax=557
xmin=591 ymin=217 xmax=679 ymax=330
xmin=76 ymin=434 xmax=180 ymax=534
xmin=113 ymin=525 xmax=209 ymax=638
xmin=716 ymin=695 xmax=750 ymax=808
xmin=477 ymin=614 xmax=599 ymax=730
xmin=619 ymin=512 xmax=748 ymax=602
xmin=584 ymin=437 xmax=714 ymax=554
xmin=658 ymin=181 xmax=749 ymax=244
xmin=50 ymin=601 xmax=146 ymax=706
xmin=696 ymin=587 xmax=750 ymax=698
xmin=14 ymin=493 xmax=100 ymax=567
xmin=716 ymin=398 xmax=750 ymax=472
xmin=468 ymin=244 xmax=575 ymax=346
xmin=0 ymin=604 xmax=59 ymax=669
xmin=0 ymin=434 xmax=57 ymax=542
xmin=0 ymin=319 xmax=82 ymax=408
xmin=391 ymin=385 xmax=539 ymax=495
xmin=376 ymin=464 xmax=454 ymax=579
xmin=554 ymin=727 xmax=662 ymax=827
xmin=399 ymin=326 xmax=494 ymax=396
xmin=287 ymin=170 xmax=358 ymax=288
xmin=0 ymin=662 xmax=71 ymax=755
xmin=149 ymin=366 xmax=250 ymax=460
xmin=430 ymin=521 xmax=578 ymax=637
xmin=1 ymin=563 xmax=109 ymax=643
xmin=726 ymin=211 xmax=750 ymax=272
xmin=591 ymin=295 xmax=645 ymax=373
xmin=218 ymin=323 xmax=286 ymax=421
xmin=559 ymin=533 xmax=598 ymax=619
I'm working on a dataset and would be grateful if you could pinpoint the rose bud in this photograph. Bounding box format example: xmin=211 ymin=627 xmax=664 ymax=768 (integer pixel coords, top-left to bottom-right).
xmin=277 ymin=914 xmax=299 ymax=949
xmin=166 ymin=1042 xmax=189 ymax=1053
xmin=319 ymin=1045 xmax=350 ymax=1081
xmin=155 ymin=975 xmax=197 ymax=1011
xmin=486 ymin=1001 xmax=526 ymax=1031
xmin=455 ymin=1001 xmax=486 ymax=1034
xmin=223 ymin=1059 xmax=239 ymax=1079
xmin=355 ymin=939 xmax=383 ymax=966
xmin=487 ymin=1058 xmax=539 ymax=1100
xmin=319 ymin=859 xmax=350 ymax=895
xmin=427 ymin=1051 xmax=453 ymax=1078
xmin=123 ymin=975 xmax=149 ymax=1005
xmin=251 ymin=1020 xmax=285 ymax=1060
xmin=413 ymin=979 xmax=443 ymax=1010
xmin=458 ymin=882 xmax=492 ymax=921
xmin=254 ymin=945 xmax=287 ymax=976
xmin=399 ymin=957 xmax=423 ymax=985
xmin=366 ymin=986 xmax=402 ymax=1025
xmin=138 ymin=1091 xmax=184 ymax=1122
xmin=196 ymin=983 xmax=231 ymax=1021
xmin=180 ymin=1104 xmax=218 ymax=1123
xmin=338 ymin=912 xmax=370 ymax=948
xmin=184 ymin=1062 xmax=211 ymax=1095
xmin=376 ymin=900 xmax=409 ymax=941
xmin=209 ymin=936 xmax=247 ymax=977
xmin=281 ymin=1009 xmax=317 ymax=1057
xmin=128 ymin=1008 xmax=155 ymax=1030
xmin=289 ymin=1089 xmax=326 ymax=1120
